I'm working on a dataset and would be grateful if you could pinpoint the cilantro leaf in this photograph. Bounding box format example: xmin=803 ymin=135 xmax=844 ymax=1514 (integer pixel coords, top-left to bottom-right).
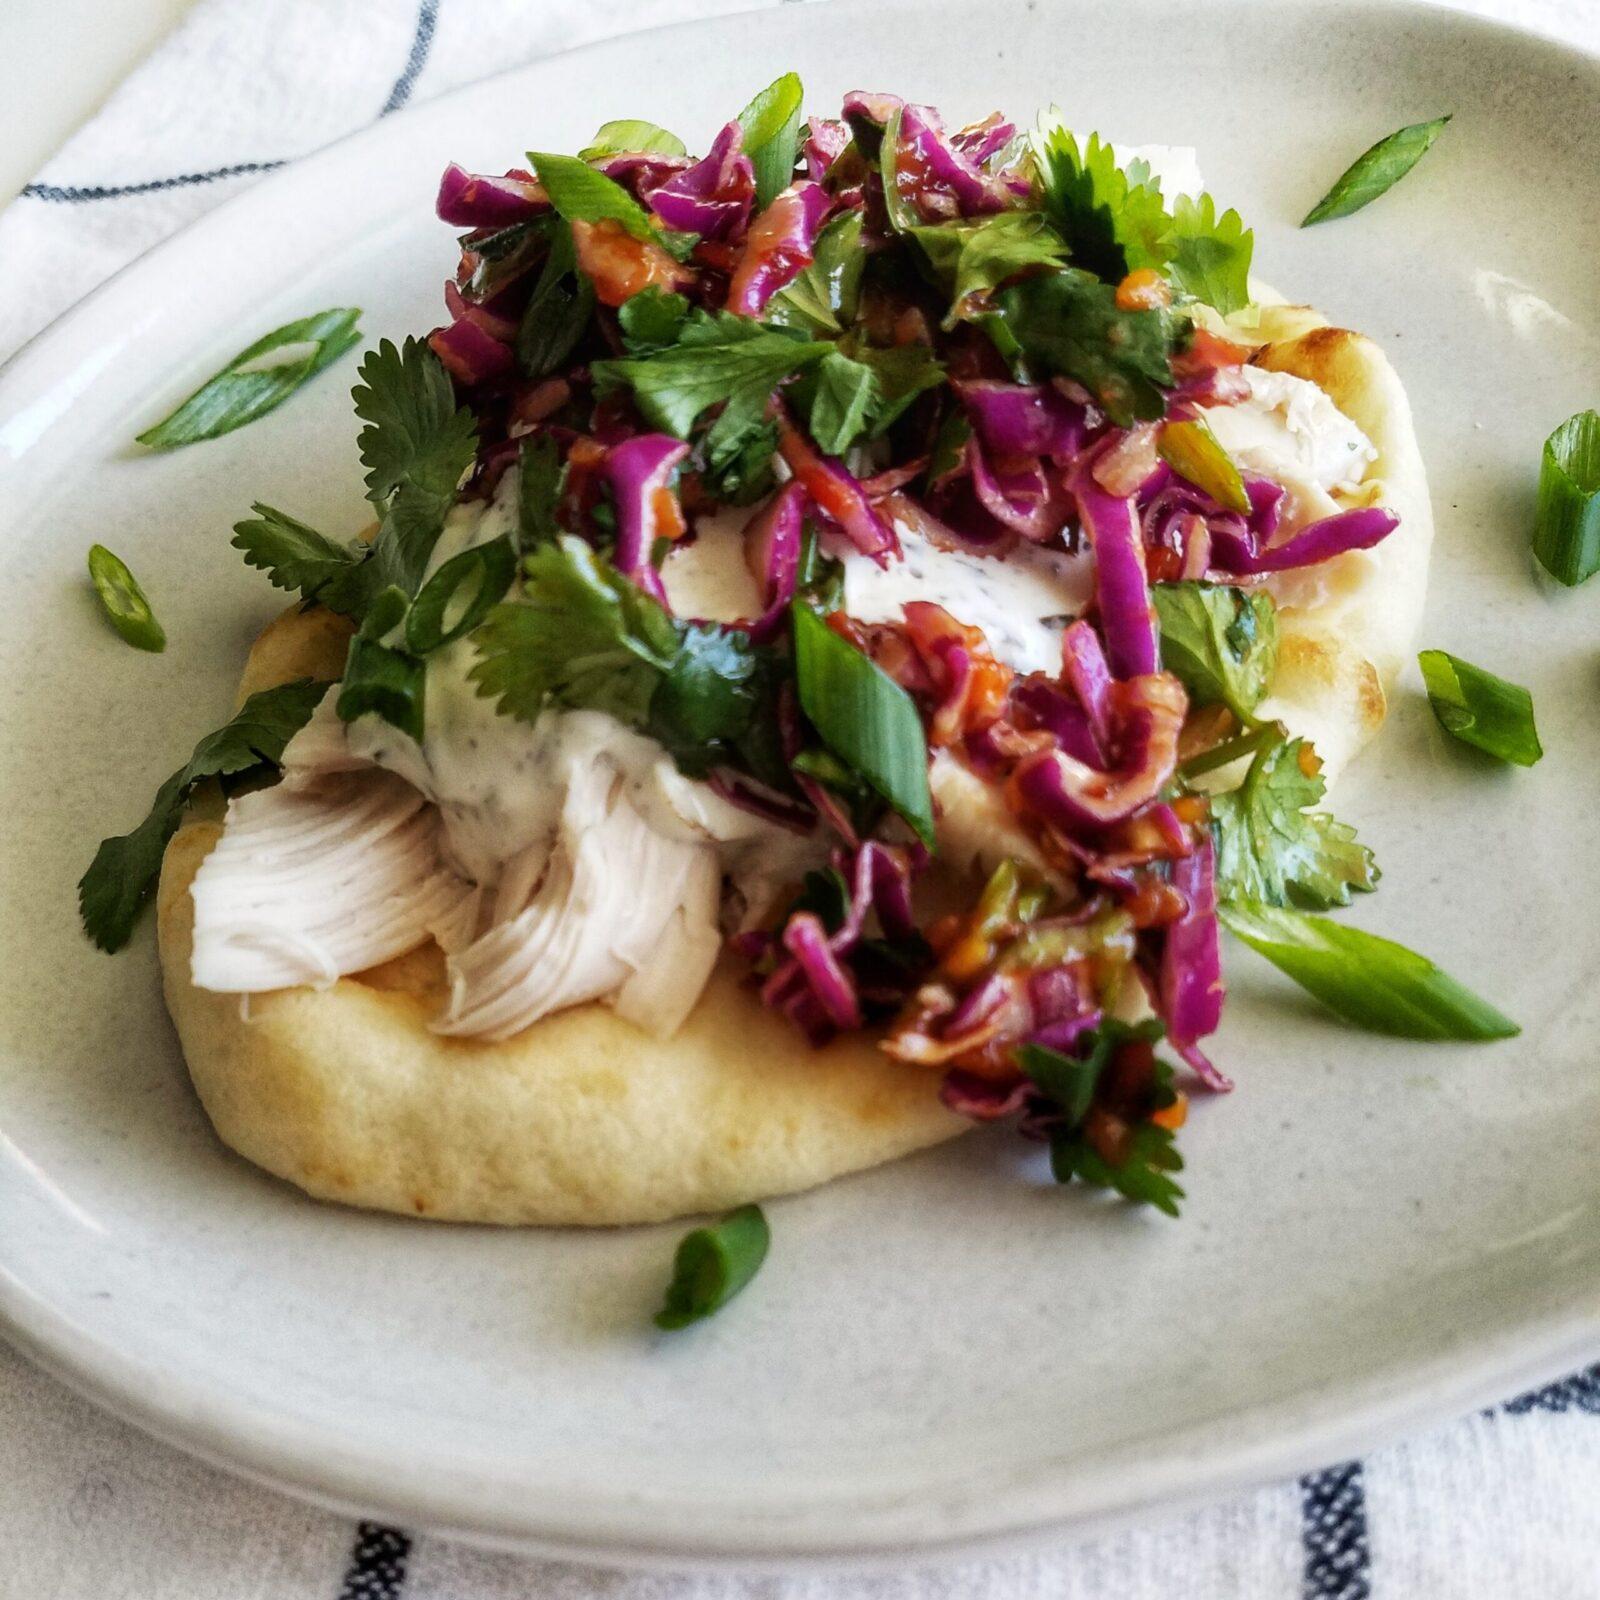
xmin=1020 ymin=1019 xmax=1185 ymax=1217
xmin=336 ymin=586 xmax=426 ymax=743
xmin=988 ymin=267 xmax=1182 ymax=425
xmin=1152 ymin=582 xmax=1278 ymax=724
xmin=351 ymin=338 xmax=479 ymax=602
xmin=469 ymin=537 xmax=770 ymax=776
xmin=907 ymin=211 xmax=1069 ymax=326
xmin=1167 ymin=192 xmax=1254 ymax=317
xmin=517 ymin=436 xmax=564 ymax=549
xmin=135 ymin=308 xmax=362 ymax=450
xmin=1030 ymin=122 xmax=1170 ymax=282
xmin=516 ymin=221 xmax=596 ymax=379
xmin=577 ymin=120 xmax=686 ymax=161
xmin=231 ymin=503 xmax=372 ymax=617
xmin=1211 ymin=731 xmax=1379 ymax=910
xmin=78 ymin=680 xmax=330 ymax=952
xmin=593 ymin=309 xmax=827 ymax=483
xmin=766 ymin=212 xmax=865 ymax=335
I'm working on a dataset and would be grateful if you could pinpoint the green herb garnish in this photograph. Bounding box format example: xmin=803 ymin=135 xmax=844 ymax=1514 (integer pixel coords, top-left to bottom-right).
xmin=1158 ymin=418 xmax=1249 ymax=514
xmin=1302 ymin=116 xmax=1451 ymax=226
xmin=987 ymin=268 xmax=1183 ymax=425
xmin=654 ymin=1204 xmax=770 ymax=1330
xmin=135 ymin=308 xmax=362 ymax=450
xmin=516 ymin=221 xmax=596 ymax=379
xmin=1417 ymin=650 xmax=1542 ymax=767
xmin=230 ymin=504 xmax=370 ymax=617
xmin=766 ymin=212 xmax=865 ymax=335
xmin=404 ymin=536 xmax=518 ymax=655
xmin=86 ymin=544 xmax=165 ymax=653
xmin=1211 ymin=731 xmax=1379 ymax=910
xmin=576 ymin=120 xmax=686 ymax=161
xmin=789 ymin=602 xmax=934 ymax=847
xmin=906 ymin=211 xmax=1069 ymax=327
xmin=78 ymin=680 xmax=330 ymax=952
xmin=1152 ymin=582 xmax=1278 ymax=725
xmin=738 ymin=72 xmax=804 ymax=209
xmin=1532 ymin=409 xmax=1600 ymax=586
xmin=526 ymin=151 xmax=661 ymax=243
xmin=1020 ymin=1019 xmax=1185 ymax=1217
xmin=1219 ymin=902 xmax=1518 ymax=1040
xmin=336 ymin=586 xmax=426 ymax=742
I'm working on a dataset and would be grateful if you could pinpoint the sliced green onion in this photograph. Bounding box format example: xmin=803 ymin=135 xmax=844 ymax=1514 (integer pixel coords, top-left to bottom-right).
xmin=404 ymin=537 xmax=517 ymax=655
xmin=1532 ymin=409 xmax=1600 ymax=586
xmin=526 ymin=152 xmax=658 ymax=243
xmin=86 ymin=544 xmax=165 ymax=652
xmin=654 ymin=1204 xmax=770 ymax=1330
xmin=1158 ymin=418 xmax=1249 ymax=513
xmin=1301 ymin=116 xmax=1451 ymax=226
xmin=1417 ymin=650 xmax=1542 ymax=767
xmin=577 ymin=120 xmax=686 ymax=161
xmin=136 ymin=307 xmax=361 ymax=449
xmin=738 ymin=72 xmax=805 ymax=210
xmin=1220 ymin=902 xmax=1518 ymax=1041
xmin=790 ymin=601 xmax=934 ymax=847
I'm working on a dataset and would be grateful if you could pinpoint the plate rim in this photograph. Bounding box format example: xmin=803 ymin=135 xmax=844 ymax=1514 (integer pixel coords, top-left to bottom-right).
xmin=2 ymin=0 xmax=1599 ymax=1565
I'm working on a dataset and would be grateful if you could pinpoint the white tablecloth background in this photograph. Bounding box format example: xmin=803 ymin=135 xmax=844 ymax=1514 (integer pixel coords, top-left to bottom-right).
xmin=3 ymin=0 xmax=1598 ymax=1594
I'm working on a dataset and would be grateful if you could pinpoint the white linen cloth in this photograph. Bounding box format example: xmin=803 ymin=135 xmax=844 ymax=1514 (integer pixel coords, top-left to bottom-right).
xmin=2 ymin=0 xmax=1598 ymax=1594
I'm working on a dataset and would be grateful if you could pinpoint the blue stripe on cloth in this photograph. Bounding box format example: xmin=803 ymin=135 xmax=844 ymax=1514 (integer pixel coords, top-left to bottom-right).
xmin=1300 ymin=1461 xmax=1371 ymax=1600
xmin=380 ymin=0 xmax=441 ymax=115
xmin=336 ymin=1522 xmax=411 ymax=1599
xmin=1504 ymin=1362 xmax=1600 ymax=1415
xmin=20 ymin=161 xmax=286 ymax=203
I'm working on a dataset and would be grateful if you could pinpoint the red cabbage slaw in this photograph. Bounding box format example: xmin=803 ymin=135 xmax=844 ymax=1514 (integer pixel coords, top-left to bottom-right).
xmin=427 ymin=90 xmax=1400 ymax=1198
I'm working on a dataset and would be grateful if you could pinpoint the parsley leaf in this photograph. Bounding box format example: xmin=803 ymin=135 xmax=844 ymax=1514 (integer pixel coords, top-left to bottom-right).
xmin=78 ymin=680 xmax=330 ymax=952
xmin=135 ymin=308 xmax=362 ymax=450
xmin=1152 ymin=581 xmax=1278 ymax=724
xmin=1211 ymin=730 xmax=1379 ymax=910
xmin=616 ymin=286 xmax=691 ymax=355
xmin=352 ymin=338 xmax=479 ymax=601
xmin=1167 ymin=192 xmax=1254 ymax=317
xmin=906 ymin=210 xmax=1069 ymax=326
xmin=470 ymin=537 xmax=770 ymax=777
xmin=766 ymin=212 xmax=865 ymax=335
xmin=851 ymin=343 xmax=947 ymax=433
xmin=988 ymin=267 xmax=1182 ymax=425
xmin=231 ymin=504 xmax=372 ymax=617
xmin=802 ymin=349 xmax=880 ymax=455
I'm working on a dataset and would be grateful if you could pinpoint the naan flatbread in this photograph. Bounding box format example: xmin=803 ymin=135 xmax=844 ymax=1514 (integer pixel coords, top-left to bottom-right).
xmin=157 ymin=303 xmax=1430 ymax=1225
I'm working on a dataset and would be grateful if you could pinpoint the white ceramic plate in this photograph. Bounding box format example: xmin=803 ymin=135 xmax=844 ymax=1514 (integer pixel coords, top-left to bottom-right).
xmin=2 ymin=0 xmax=1598 ymax=1567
